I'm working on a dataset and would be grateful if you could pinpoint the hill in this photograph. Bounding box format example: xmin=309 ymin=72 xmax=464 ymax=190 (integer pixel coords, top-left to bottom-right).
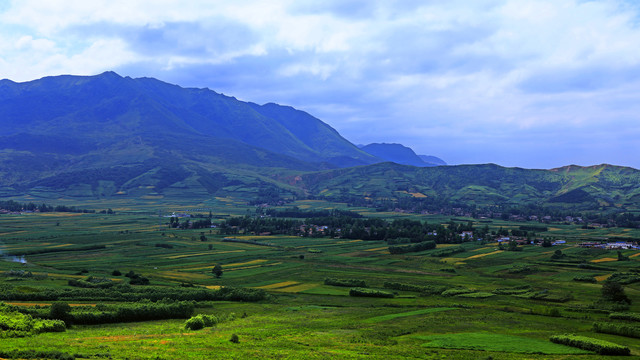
xmin=296 ymin=162 xmax=640 ymax=211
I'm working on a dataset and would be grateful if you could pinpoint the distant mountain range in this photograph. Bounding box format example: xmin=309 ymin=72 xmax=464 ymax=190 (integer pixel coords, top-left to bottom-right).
xmin=358 ymin=143 xmax=446 ymax=167
xmin=1 ymin=72 xmax=638 ymax=211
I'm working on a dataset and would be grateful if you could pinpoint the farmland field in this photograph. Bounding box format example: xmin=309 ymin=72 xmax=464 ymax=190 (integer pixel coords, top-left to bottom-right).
xmin=1 ymin=200 xmax=640 ymax=359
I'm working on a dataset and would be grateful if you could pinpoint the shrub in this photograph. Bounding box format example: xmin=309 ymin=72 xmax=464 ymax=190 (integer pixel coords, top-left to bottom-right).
xmin=573 ymin=275 xmax=597 ymax=283
xmin=184 ymin=316 xmax=204 ymax=330
xmin=349 ymin=288 xmax=394 ymax=298
xmin=593 ymin=322 xmax=640 ymax=338
xmin=230 ymin=333 xmax=239 ymax=343
xmin=71 ymin=299 xmax=194 ymax=325
xmin=549 ymin=334 xmax=630 ymax=355
xmin=184 ymin=313 xmax=228 ymax=331
xmin=601 ymin=281 xmax=631 ymax=304
xmin=383 ymin=281 xmax=447 ymax=295
xmin=609 ymin=312 xmax=640 ymax=322
xmin=324 ymin=278 xmax=367 ymax=288
xmin=607 ymin=273 xmax=640 ymax=285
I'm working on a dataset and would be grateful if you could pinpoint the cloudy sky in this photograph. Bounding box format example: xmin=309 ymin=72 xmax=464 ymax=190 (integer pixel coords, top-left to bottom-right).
xmin=2 ymin=0 xmax=640 ymax=169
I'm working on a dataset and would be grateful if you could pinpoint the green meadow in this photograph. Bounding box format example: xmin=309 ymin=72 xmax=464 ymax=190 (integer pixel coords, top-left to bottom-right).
xmin=1 ymin=201 xmax=640 ymax=359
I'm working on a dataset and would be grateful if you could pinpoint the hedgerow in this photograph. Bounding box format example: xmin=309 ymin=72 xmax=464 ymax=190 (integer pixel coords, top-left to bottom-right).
xmin=349 ymin=288 xmax=394 ymax=298
xmin=383 ymin=281 xmax=447 ymax=295
xmin=549 ymin=334 xmax=630 ymax=355
xmin=0 ymin=303 xmax=65 ymax=338
xmin=71 ymin=299 xmax=194 ymax=325
xmin=0 ymin=284 xmax=270 ymax=302
xmin=593 ymin=322 xmax=640 ymax=339
xmin=609 ymin=312 xmax=640 ymax=322
xmin=324 ymin=278 xmax=367 ymax=287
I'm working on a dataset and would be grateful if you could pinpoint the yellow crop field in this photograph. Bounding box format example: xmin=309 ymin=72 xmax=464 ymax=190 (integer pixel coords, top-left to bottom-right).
xmin=256 ymin=281 xmax=299 ymax=289
xmin=629 ymin=252 xmax=640 ymax=258
xmin=591 ymin=257 xmax=617 ymax=263
xmin=336 ymin=240 xmax=362 ymax=244
xmin=364 ymin=247 xmax=388 ymax=252
xmin=465 ymin=250 xmax=503 ymax=260
xmin=471 ymin=247 xmax=492 ymax=252
xmin=409 ymin=192 xmax=427 ymax=198
xmin=166 ymin=249 xmax=244 ymax=259
xmin=595 ymin=274 xmax=612 ymax=282
xmin=228 ymin=262 xmax=282 ymax=271
xmin=156 ymin=271 xmax=209 ymax=281
xmin=223 ymin=259 xmax=268 ymax=268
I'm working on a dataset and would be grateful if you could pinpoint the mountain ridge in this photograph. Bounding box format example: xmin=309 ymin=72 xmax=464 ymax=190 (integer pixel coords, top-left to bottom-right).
xmin=0 ymin=72 xmax=638 ymax=212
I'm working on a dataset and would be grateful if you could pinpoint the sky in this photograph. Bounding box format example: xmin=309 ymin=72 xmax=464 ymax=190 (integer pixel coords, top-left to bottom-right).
xmin=1 ymin=0 xmax=640 ymax=169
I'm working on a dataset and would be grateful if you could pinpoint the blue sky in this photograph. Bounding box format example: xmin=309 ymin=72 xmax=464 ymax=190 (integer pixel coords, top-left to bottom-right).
xmin=1 ymin=0 xmax=640 ymax=169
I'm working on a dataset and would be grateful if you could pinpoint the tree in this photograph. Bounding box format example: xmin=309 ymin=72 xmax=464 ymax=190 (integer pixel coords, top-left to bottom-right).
xmin=212 ymin=264 xmax=223 ymax=278
xmin=601 ymin=280 xmax=631 ymax=304
xmin=49 ymin=302 xmax=72 ymax=323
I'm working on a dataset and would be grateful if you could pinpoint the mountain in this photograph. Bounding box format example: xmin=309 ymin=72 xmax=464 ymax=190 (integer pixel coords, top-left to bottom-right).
xmin=295 ymin=162 xmax=640 ymax=210
xmin=0 ymin=72 xmax=376 ymax=166
xmin=418 ymin=155 xmax=447 ymax=166
xmin=0 ymin=72 xmax=380 ymax=199
xmin=359 ymin=143 xmax=440 ymax=167
xmin=2 ymin=72 xmax=639 ymax=213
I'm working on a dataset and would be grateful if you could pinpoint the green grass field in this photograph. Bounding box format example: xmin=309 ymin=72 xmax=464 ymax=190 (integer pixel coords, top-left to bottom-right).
xmin=1 ymin=202 xmax=640 ymax=359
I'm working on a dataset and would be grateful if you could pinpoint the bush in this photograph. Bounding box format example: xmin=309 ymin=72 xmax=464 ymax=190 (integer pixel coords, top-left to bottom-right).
xmin=230 ymin=333 xmax=239 ymax=343
xmin=508 ymin=264 xmax=537 ymax=274
xmin=573 ymin=275 xmax=597 ymax=283
xmin=607 ymin=273 xmax=640 ymax=285
xmin=72 ymin=299 xmax=194 ymax=325
xmin=593 ymin=322 xmax=640 ymax=338
xmin=383 ymin=281 xmax=447 ymax=295
xmin=184 ymin=316 xmax=204 ymax=330
xmin=549 ymin=334 xmax=630 ymax=355
xmin=609 ymin=312 xmax=640 ymax=322
xmin=0 ymin=304 xmax=66 ymax=338
xmin=324 ymin=278 xmax=367 ymax=287
xmin=602 ymin=281 xmax=631 ymax=304
xmin=349 ymin=288 xmax=394 ymax=298
xmin=184 ymin=313 xmax=228 ymax=331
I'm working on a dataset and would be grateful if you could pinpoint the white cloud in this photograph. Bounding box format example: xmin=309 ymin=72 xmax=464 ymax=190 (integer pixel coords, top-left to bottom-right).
xmin=1 ymin=0 xmax=639 ymax=167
